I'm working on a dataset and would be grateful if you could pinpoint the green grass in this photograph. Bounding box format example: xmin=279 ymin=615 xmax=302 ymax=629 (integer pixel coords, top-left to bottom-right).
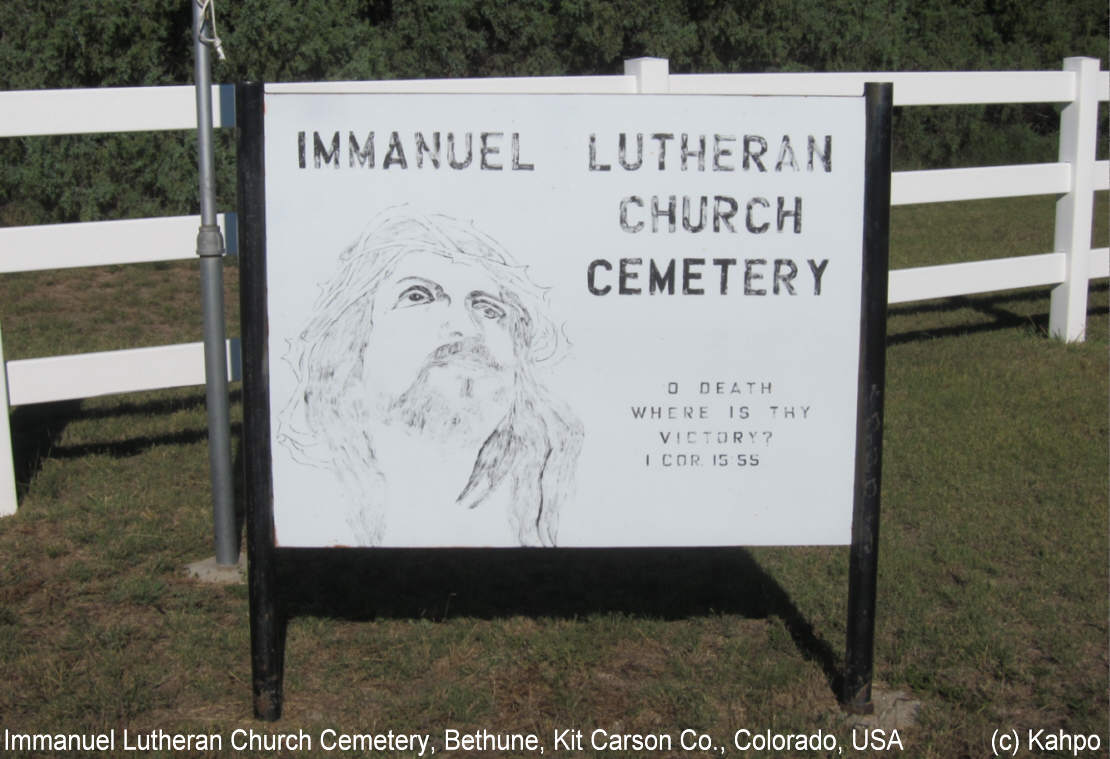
xmin=0 ymin=194 xmax=1105 ymax=758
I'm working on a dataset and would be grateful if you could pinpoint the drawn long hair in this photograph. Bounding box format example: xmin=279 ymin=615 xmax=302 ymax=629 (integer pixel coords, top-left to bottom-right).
xmin=278 ymin=208 xmax=582 ymax=546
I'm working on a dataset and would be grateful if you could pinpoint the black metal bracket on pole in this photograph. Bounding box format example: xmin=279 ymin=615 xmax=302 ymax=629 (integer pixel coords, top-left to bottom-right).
xmin=236 ymin=81 xmax=285 ymax=721
xmin=841 ymin=82 xmax=893 ymax=714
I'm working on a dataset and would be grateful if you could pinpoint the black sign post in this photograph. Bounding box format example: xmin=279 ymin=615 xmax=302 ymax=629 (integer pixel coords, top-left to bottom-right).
xmin=236 ymin=81 xmax=893 ymax=721
xmin=842 ymin=82 xmax=893 ymax=713
xmin=237 ymin=81 xmax=284 ymax=720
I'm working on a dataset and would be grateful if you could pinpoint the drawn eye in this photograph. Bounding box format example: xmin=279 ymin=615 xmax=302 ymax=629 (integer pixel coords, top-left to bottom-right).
xmin=470 ymin=296 xmax=506 ymax=320
xmin=396 ymin=285 xmax=435 ymax=308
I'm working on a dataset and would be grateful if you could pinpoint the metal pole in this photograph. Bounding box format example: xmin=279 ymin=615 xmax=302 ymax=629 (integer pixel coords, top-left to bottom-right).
xmin=193 ymin=0 xmax=238 ymax=566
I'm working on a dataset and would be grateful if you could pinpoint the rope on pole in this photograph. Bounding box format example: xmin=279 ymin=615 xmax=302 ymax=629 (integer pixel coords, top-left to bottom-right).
xmin=195 ymin=0 xmax=227 ymax=61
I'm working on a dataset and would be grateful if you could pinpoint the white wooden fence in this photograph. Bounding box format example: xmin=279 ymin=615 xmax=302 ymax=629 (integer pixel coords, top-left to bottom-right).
xmin=0 ymin=58 xmax=1106 ymax=516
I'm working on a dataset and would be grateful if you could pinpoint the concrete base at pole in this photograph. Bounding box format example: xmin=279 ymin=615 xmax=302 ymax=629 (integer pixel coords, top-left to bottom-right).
xmin=844 ymin=687 xmax=921 ymax=731
xmin=185 ymin=553 xmax=246 ymax=585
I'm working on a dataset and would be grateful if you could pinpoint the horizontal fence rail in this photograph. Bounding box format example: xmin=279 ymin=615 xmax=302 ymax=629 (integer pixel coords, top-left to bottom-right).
xmin=889 ymin=250 xmax=1110 ymax=304
xmin=0 ymin=58 xmax=1105 ymax=515
xmin=266 ymin=75 xmax=640 ymax=95
xmin=0 ymin=85 xmax=236 ymax=137
xmin=4 ymin=69 xmax=1106 ymax=136
xmin=669 ymin=70 xmax=1110 ymax=105
xmin=890 ymin=160 xmax=1109 ymax=203
xmin=6 ymin=339 xmax=242 ymax=406
xmin=0 ymin=213 xmax=238 ymax=272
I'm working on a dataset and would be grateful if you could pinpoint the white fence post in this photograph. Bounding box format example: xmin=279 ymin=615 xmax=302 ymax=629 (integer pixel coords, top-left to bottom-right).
xmin=624 ymin=57 xmax=670 ymax=93
xmin=0 ymin=324 xmax=18 ymax=516
xmin=1049 ymin=56 xmax=1100 ymax=342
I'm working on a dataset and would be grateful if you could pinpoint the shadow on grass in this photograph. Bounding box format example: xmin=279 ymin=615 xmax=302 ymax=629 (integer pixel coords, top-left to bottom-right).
xmin=9 ymin=399 xmax=82 ymax=498
xmin=887 ymin=281 xmax=1108 ymax=345
xmin=49 ymin=388 xmax=242 ymax=421
xmin=10 ymin=388 xmax=242 ymax=463
xmin=273 ymin=547 xmax=844 ymax=694
xmin=9 ymin=388 xmax=250 ymax=555
xmin=44 ymin=422 xmax=242 ymax=460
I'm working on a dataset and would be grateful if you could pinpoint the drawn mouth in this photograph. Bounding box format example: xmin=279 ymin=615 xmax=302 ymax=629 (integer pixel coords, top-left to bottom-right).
xmin=426 ymin=339 xmax=502 ymax=371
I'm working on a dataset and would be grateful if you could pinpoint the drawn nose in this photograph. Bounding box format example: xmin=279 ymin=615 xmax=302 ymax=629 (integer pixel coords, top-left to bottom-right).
xmin=439 ymin=299 xmax=477 ymax=340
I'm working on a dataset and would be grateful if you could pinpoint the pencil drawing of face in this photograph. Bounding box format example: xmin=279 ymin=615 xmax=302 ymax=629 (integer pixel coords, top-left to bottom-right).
xmin=278 ymin=209 xmax=582 ymax=547
xmin=365 ymin=252 xmax=517 ymax=444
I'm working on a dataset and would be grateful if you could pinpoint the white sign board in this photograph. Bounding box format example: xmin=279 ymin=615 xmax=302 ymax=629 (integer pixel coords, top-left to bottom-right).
xmin=261 ymin=90 xmax=867 ymax=548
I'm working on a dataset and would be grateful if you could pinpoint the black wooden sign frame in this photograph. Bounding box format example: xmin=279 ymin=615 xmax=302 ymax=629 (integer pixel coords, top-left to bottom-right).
xmin=236 ymin=81 xmax=892 ymax=721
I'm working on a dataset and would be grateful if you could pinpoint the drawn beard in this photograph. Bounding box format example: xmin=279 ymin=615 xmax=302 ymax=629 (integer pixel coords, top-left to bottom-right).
xmin=383 ymin=337 xmax=514 ymax=443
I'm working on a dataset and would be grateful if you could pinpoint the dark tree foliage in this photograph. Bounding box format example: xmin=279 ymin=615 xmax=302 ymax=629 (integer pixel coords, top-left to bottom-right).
xmin=1 ymin=0 xmax=1106 ymax=225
